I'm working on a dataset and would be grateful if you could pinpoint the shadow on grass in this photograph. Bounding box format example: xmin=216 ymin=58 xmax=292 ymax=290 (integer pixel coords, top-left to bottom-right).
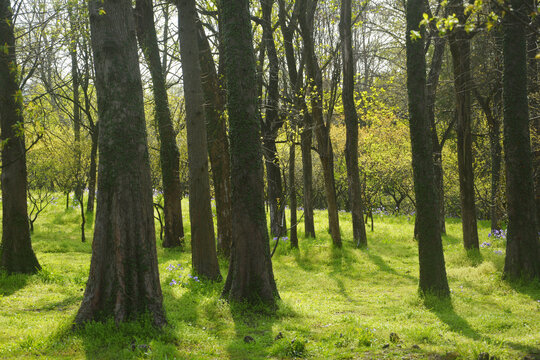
xmin=507 ymin=276 xmax=540 ymax=302
xmin=424 ymin=296 xmax=482 ymax=341
xmin=465 ymin=249 xmax=484 ymax=267
xmin=424 ymin=296 xmax=540 ymax=356
xmin=225 ymin=302 xmax=279 ymax=359
xmin=364 ymin=250 xmax=417 ymax=283
xmin=0 ymin=271 xmax=31 ymax=296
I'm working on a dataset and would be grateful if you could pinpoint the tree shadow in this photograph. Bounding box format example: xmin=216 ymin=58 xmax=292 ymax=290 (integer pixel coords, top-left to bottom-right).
xmin=465 ymin=249 xmax=484 ymax=267
xmin=424 ymin=296 xmax=540 ymax=356
xmin=0 ymin=271 xmax=31 ymax=296
xmin=364 ymin=250 xmax=417 ymax=283
xmin=225 ymin=301 xmax=282 ymax=359
xmin=424 ymin=296 xmax=482 ymax=341
xmin=507 ymin=277 xmax=540 ymax=303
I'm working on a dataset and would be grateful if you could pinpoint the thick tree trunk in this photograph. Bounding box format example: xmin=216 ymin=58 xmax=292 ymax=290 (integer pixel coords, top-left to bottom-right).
xmin=502 ymin=0 xmax=540 ymax=280
xmin=177 ymin=0 xmax=221 ymax=281
xmin=135 ymin=0 xmax=184 ymax=248
xmin=406 ymin=0 xmax=450 ymax=296
xmin=340 ymin=0 xmax=367 ymax=247
xmin=220 ymin=0 xmax=279 ymax=304
xmin=196 ymin=19 xmax=233 ymax=258
xmin=526 ymin=4 xmax=540 ymax=228
xmin=75 ymin=0 xmax=166 ymax=326
xmin=426 ymin=35 xmax=446 ymax=234
xmin=0 ymin=0 xmax=41 ymax=274
xmin=299 ymin=0 xmax=341 ymax=247
xmin=448 ymin=1 xmax=479 ymax=250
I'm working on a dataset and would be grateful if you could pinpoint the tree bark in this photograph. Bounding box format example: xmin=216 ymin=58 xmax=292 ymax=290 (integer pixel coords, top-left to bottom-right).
xmin=502 ymin=0 xmax=540 ymax=280
xmin=177 ymin=0 xmax=221 ymax=281
xmin=0 ymin=0 xmax=41 ymax=274
xmin=261 ymin=0 xmax=286 ymax=238
xmin=299 ymin=0 xmax=341 ymax=247
xmin=196 ymin=18 xmax=233 ymax=258
xmin=448 ymin=0 xmax=479 ymax=250
xmin=135 ymin=0 xmax=184 ymax=248
xmin=220 ymin=0 xmax=279 ymax=304
xmin=406 ymin=0 xmax=450 ymax=296
xmin=340 ymin=0 xmax=367 ymax=247
xmin=75 ymin=0 xmax=166 ymax=326
xmin=426 ymin=34 xmax=446 ymax=234
xmin=86 ymin=122 xmax=98 ymax=213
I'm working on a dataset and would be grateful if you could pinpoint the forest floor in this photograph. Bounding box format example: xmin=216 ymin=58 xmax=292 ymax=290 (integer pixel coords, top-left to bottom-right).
xmin=0 ymin=198 xmax=539 ymax=359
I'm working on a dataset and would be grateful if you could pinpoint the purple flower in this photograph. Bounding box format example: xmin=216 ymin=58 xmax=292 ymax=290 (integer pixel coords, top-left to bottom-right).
xmin=169 ymin=279 xmax=177 ymax=286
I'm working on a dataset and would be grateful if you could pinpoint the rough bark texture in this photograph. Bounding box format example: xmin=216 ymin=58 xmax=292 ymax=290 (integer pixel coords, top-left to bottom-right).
xmin=299 ymin=0 xmax=341 ymax=247
xmin=502 ymin=0 xmax=540 ymax=280
xmin=135 ymin=0 xmax=184 ymax=248
xmin=527 ymin=0 xmax=540 ymax=228
xmin=340 ymin=0 xmax=367 ymax=247
xmin=0 ymin=0 xmax=41 ymax=274
xmin=426 ymin=34 xmax=446 ymax=235
xmin=406 ymin=0 xmax=450 ymax=296
xmin=261 ymin=0 xmax=286 ymax=238
xmin=177 ymin=0 xmax=221 ymax=281
xmin=75 ymin=0 xmax=166 ymax=326
xmin=448 ymin=0 xmax=479 ymax=250
xmin=196 ymin=19 xmax=233 ymax=258
xmin=220 ymin=0 xmax=279 ymax=304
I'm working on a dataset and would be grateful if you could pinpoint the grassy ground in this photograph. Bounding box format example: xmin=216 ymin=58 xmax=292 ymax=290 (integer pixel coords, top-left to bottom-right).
xmin=0 ymin=198 xmax=539 ymax=359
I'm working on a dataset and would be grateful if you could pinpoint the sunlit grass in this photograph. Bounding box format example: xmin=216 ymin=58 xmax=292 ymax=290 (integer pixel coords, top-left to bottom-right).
xmin=0 ymin=196 xmax=538 ymax=359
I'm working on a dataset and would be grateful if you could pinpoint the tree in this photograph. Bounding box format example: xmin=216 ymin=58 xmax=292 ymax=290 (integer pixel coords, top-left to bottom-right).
xmin=406 ymin=0 xmax=450 ymax=296
xmin=196 ymin=18 xmax=233 ymax=258
xmin=277 ymin=0 xmax=315 ymax=239
xmin=298 ymin=0 xmax=342 ymax=247
xmin=220 ymin=0 xmax=279 ymax=304
xmin=261 ymin=0 xmax=287 ymax=238
xmin=340 ymin=0 xmax=367 ymax=247
xmin=75 ymin=0 xmax=166 ymax=326
xmin=502 ymin=0 xmax=540 ymax=280
xmin=177 ymin=0 xmax=221 ymax=280
xmin=135 ymin=0 xmax=184 ymax=248
xmin=447 ymin=0 xmax=479 ymax=250
xmin=0 ymin=0 xmax=41 ymax=274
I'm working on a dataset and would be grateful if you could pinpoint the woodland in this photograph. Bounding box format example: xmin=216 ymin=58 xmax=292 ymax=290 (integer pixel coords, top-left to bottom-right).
xmin=0 ymin=0 xmax=539 ymax=358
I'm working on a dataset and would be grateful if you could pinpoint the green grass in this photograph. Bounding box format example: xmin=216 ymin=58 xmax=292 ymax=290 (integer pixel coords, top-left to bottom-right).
xmin=0 ymin=197 xmax=539 ymax=359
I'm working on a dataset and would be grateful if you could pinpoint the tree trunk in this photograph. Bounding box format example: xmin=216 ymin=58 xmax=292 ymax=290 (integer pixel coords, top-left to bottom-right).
xmin=261 ymin=0 xmax=286 ymax=238
xmin=340 ymin=0 xmax=367 ymax=247
xmin=299 ymin=0 xmax=341 ymax=247
xmin=177 ymin=0 xmax=221 ymax=281
xmin=220 ymin=0 xmax=279 ymax=304
xmin=301 ymin=127 xmax=316 ymax=238
xmin=196 ymin=19 xmax=233 ymax=258
xmin=0 ymin=0 xmax=41 ymax=274
xmin=502 ymin=0 xmax=540 ymax=280
xmin=426 ymin=34 xmax=446 ymax=234
xmin=277 ymin=0 xmax=315 ymax=239
xmin=134 ymin=0 xmax=184 ymax=248
xmin=289 ymin=136 xmax=298 ymax=248
xmin=526 ymin=2 xmax=540 ymax=229
xmin=75 ymin=0 xmax=166 ymax=326
xmin=86 ymin=123 xmax=98 ymax=213
xmin=406 ymin=0 xmax=450 ymax=296
xmin=448 ymin=0 xmax=479 ymax=250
